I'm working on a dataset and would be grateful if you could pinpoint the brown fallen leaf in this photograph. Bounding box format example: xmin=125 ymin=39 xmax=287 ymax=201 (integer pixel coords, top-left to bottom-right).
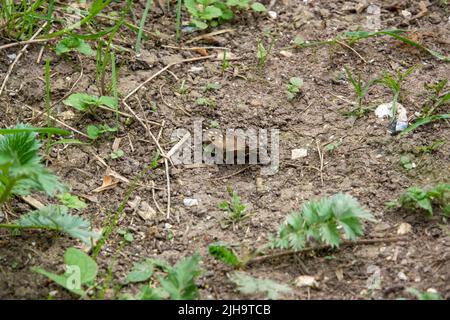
xmin=194 ymin=48 xmax=209 ymax=56
xmin=92 ymin=174 xmax=119 ymax=193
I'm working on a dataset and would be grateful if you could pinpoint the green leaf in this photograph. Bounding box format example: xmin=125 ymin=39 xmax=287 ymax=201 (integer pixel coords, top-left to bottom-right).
xmin=125 ymin=259 xmax=154 ymax=284
xmin=290 ymin=77 xmax=303 ymax=87
xmin=32 ymin=247 xmax=98 ymax=297
xmin=226 ymin=0 xmax=249 ymax=8
xmin=57 ymin=193 xmax=87 ymax=210
xmin=208 ymin=243 xmax=241 ymax=267
xmin=56 ymin=36 xmax=94 ymax=56
xmin=18 ymin=205 xmax=99 ymax=244
xmin=32 ymin=267 xmax=87 ymax=296
xmin=320 ymin=221 xmax=341 ymax=247
xmin=158 ymin=253 xmax=202 ymax=300
xmin=401 ymin=114 xmax=450 ymax=135
xmin=63 ymin=93 xmax=98 ymax=111
xmin=86 ymin=125 xmax=100 ymax=140
xmin=111 ymin=149 xmax=124 ymax=159
xmin=0 ymin=124 xmax=64 ymax=202
xmin=0 ymin=127 xmax=70 ymax=136
xmin=229 ymin=272 xmax=292 ymax=299
xmin=98 ymin=96 xmax=117 ymax=109
xmin=202 ymin=6 xmax=223 ymax=20
xmin=191 ymin=19 xmax=208 ymax=30
xmin=251 ymin=2 xmax=267 ymax=12
xmin=64 ymin=247 xmax=98 ymax=283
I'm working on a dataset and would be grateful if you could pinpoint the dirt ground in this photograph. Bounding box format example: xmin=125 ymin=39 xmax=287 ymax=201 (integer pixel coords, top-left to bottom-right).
xmin=0 ymin=0 xmax=449 ymax=299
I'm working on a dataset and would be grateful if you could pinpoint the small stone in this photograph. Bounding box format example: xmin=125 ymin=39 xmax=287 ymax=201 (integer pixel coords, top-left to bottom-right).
xmin=428 ymin=13 xmax=441 ymax=24
xmin=294 ymin=275 xmax=319 ymax=288
xmin=279 ymin=50 xmax=293 ymax=58
xmin=398 ymin=271 xmax=408 ymax=281
xmin=268 ymin=11 xmax=277 ymax=19
xmin=401 ymin=10 xmax=412 ymax=19
xmin=397 ymin=222 xmax=412 ymax=235
xmin=183 ymin=198 xmax=199 ymax=207
xmin=291 ymin=148 xmax=308 ymax=160
xmin=137 ymin=201 xmax=156 ymax=221
xmin=249 ymin=99 xmax=263 ymax=107
xmin=255 ymin=177 xmax=264 ymax=193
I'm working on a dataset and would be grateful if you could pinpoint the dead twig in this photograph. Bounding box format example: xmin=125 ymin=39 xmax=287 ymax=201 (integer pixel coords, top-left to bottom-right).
xmin=248 ymin=236 xmax=408 ymax=265
xmin=316 ymin=140 xmax=324 ymax=186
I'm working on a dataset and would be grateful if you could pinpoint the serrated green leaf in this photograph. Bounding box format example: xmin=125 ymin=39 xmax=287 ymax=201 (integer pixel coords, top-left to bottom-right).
xmin=158 ymin=253 xmax=202 ymax=300
xmin=320 ymin=221 xmax=341 ymax=247
xmin=125 ymin=259 xmax=154 ymax=284
xmin=18 ymin=205 xmax=99 ymax=244
xmin=58 ymin=193 xmax=87 ymax=210
xmin=208 ymin=243 xmax=241 ymax=267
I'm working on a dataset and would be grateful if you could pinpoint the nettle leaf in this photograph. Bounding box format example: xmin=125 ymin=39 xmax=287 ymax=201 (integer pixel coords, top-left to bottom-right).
xmin=18 ymin=205 xmax=99 ymax=244
xmin=32 ymin=247 xmax=97 ymax=297
xmin=0 ymin=124 xmax=64 ymax=201
xmin=57 ymin=193 xmax=87 ymax=210
xmin=158 ymin=253 xmax=202 ymax=300
xmin=273 ymin=194 xmax=374 ymax=250
xmin=251 ymin=2 xmax=267 ymax=12
xmin=229 ymin=272 xmax=292 ymax=299
xmin=320 ymin=221 xmax=340 ymax=247
xmin=125 ymin=259 xmax=154 ymax=284
xmin=208 ymin=243 xmax=241 ymax=267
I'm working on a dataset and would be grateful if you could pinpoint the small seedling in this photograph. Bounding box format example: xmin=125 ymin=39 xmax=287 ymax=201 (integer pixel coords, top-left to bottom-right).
xmin=195 ymin=97 xmax=215 ymax=108
xmin=56 ymin=35 xmax=95 ymax=56
xmin=402 ymin=80 xmax=449 ymax=135
xmin=415 ymin=139 xmax=445 ymax=154
xmin=344 ymin=66 xmax=377 ymax=115
xmin=111 ymin=149 xmax=124 ymax=159
xmin=204 ymin=82 xmax=221 ymax=91
xmin=272 ymin=194 xmax=375 ymax=250
xmin=286 ymin=77 xmax=303 ymax=100
xmin=325 ymin=143 xmax=340 ymax=153
xmin=86 ymin=124 xmax=117 ymax=140
xmin=387 ymin=184 xmax=450 ymax=217
xmin=221 ymin=49 xmax=230 ymax=73
xmin=63 ymin=93 xmax=117 ymax=114
xmin=151 ymin=151 xmax=161 ymax=169
xmin=57 ymin=193 xmax=87 ymax=210
xmin=117 ymin=229 xmax=133 ymax=242
xmin=256 ymin=33 xmax=276 ymax=72
xmin=400 ymin=155 xmax=415 ymax=170
xmin=219 ymin=188 xmax=248 ymax=223
xmin=184 ymin=0 xmax=266 ymax=30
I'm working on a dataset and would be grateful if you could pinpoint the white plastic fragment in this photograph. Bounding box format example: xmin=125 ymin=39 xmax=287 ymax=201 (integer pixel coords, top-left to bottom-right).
xmin=375 ymin=101 xmax=408 ymax=132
